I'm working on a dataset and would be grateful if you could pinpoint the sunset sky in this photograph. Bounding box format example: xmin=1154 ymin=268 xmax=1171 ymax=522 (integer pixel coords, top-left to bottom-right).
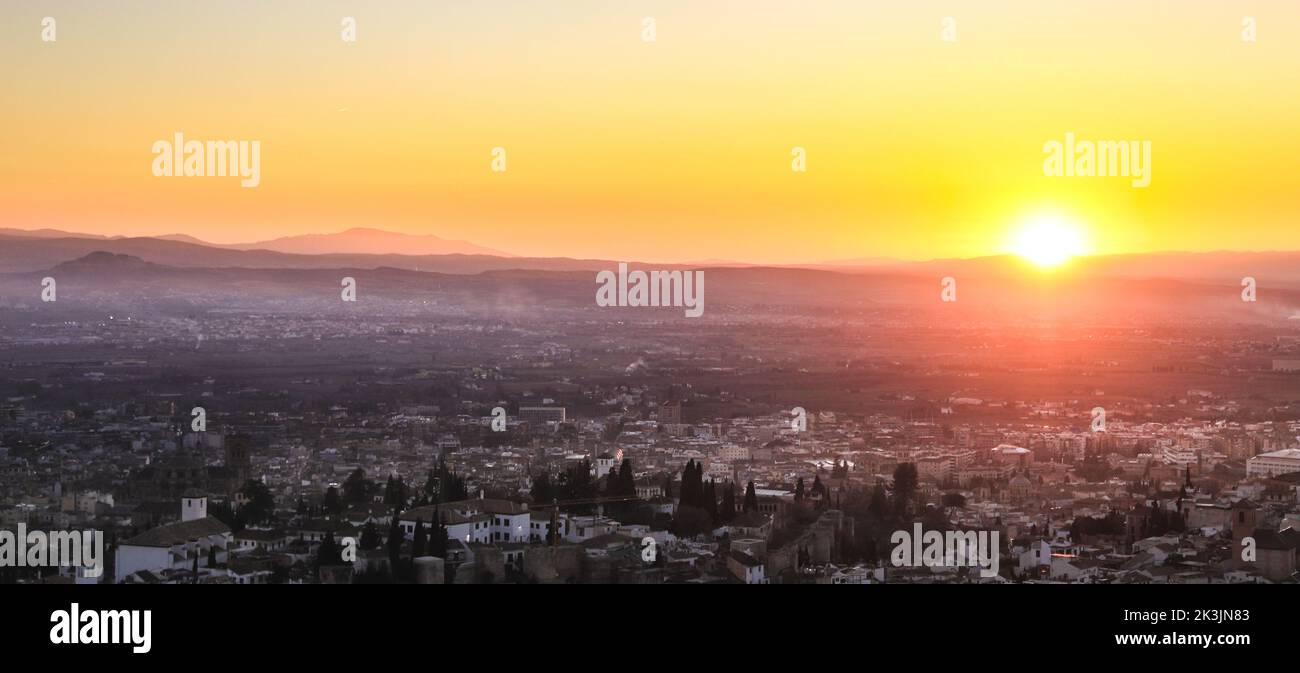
xmin=3 ymin=1 xmax=1299 ymax=263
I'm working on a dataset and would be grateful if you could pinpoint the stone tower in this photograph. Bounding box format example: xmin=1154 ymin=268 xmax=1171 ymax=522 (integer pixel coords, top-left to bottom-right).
xmin=1230 ymin=499 xmax=1258 ymax=570
xmin=224 ymin=433 xmax=252 ymax=487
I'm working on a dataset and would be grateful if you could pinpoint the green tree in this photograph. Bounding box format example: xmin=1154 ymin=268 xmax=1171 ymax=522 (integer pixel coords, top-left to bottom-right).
xmin=423 ymin=470 xmax=438 ymax=499
xmin=323 ymin=486 xmax=343 ymax=518
xmin=240 ymin=479 xmax=275 ymax=524
xmin=317 ymin=530 xmax=343 ymax=567
xmin=868 ymin=484 xmax=890 ymax=518
xmin=719 ymin=483 xmax=736 ymax=522
xmin=428 ymin=508 xmax=449 ymax=559
xmin=383 ymin=474 xmax=408 ymax=508
xmin=672 ymin=505 xmax=712 ymax=539
xmin=559 ymin=460 xmax=595 ymax=511
xmin=412 ymin=518 xmax=427 ymax=557
xmin=614 ymin=458 xmax=636 ymax=496
xmin=606 ymin=462 xmax=621 ymax=495
xmin=208 ymin=499 xmax=243 ymax=532
xmin=343 ymin=468 xmax=370 ymax=504
xmin=891 ymin=463 xmax=918 ymax=519
xmin=680 ymin=460 xmax=704 ymax=509
xmin=531 ymin=472 xmax=554 ymax=503
xmin=359 ymin=520 xmax=382 ymax=550
xmin=436 ymin=459 xmax=469 ymax=503
xmin=386 ymin=511 xmax=404 ymax=571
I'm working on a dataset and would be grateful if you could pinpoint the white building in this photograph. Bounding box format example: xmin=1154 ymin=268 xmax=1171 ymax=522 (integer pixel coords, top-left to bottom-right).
xmin=727 ymin=550 xmax=766 ymax=584
xmin=1016 ymin=539 xmax=1052 ymax=577
xmin=1272 ymin=359 xmax=1300 ymax=372
xmin=1162 ymin=446 xmax=1198 ymax=467
xmin=114 ymin=492 xmax=232 ymax=582
xmin=400 ymin=498 xmax=531 ymax=546
xmin=991 ymin=444 xmax=1033 ymax=467
xmin=560 ymin=514 xmax=620 ymax=543
xmin=1246 ymin=449 xmax=1300 ymax=479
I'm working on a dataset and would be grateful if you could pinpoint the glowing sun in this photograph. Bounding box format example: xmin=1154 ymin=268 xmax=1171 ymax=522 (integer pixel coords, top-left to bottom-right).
xmin=1008 ymin=214 xmax=1088 ymax=268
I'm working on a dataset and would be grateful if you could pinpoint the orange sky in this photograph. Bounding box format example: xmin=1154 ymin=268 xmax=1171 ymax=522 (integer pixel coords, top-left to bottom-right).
xmin=2 ymin=1 xmax=1299 ymax=263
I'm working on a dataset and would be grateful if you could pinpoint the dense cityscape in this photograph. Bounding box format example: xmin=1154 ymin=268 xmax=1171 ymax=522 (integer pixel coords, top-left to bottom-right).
xmin=5 ymin=2 xmax=1297 ymax=660
xmin=3 ymin=245 xmax=1298 ymax=585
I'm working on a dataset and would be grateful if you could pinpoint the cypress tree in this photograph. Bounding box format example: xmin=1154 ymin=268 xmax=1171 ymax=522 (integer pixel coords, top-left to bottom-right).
xmin=531 ymin=473 xmax=553 ymax=503
xmin=318 ymin=529 xmax=343 ymax=567
xmin=743 ymin=481 xmax=758 ymax=513
xmin=359 ymin=520 xmax=381 ymax=550
xmin=386 ymin=511 xmax=403 ymax=571
xmin=719 ymin=483 xmax=736 ymax=522
xmin=412 ymin=518 xmax=427 ymax=557
xmin=428 ymin=507 xmax=449 ymax=558
xmin=680 ymin=461 xmax=695 ymax=508
xmin=618 ymin=458 xmax=635 ymax=496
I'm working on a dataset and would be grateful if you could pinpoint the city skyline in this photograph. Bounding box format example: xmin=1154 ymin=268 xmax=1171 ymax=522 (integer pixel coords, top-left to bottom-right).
xmin=3 ymin=5 xmax=1299 ymax=655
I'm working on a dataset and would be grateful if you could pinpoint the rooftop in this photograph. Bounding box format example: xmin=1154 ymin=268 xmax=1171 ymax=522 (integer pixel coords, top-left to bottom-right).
xmin=1252 ymin=449 xmax=1300 ymax=460
xmin=122 ymin=516 xmax=231 ymax=548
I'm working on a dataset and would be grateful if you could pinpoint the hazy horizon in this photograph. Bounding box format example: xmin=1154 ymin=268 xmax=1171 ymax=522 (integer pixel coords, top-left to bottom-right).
xmin=12 ymin=224 xmax=1300 ymax=268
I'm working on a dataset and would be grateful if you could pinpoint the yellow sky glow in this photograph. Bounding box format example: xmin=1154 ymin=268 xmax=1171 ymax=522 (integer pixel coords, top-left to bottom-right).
xmin=2 ymin=1 xmax=1299 ymax=263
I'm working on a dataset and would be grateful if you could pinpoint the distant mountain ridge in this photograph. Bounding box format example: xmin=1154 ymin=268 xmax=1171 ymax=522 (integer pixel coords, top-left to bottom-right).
xmin=0 ymin=227 xmax=112 ymax=240
xmin=0 ymin=232 xmax=614 ymax=275
xmin=5 ymin=227 xmax=1300 ymax=288
xmin=0 ymin=226 xmax=509 ymax=257
xmin=228 ymin=227 xmax=511 ymax=257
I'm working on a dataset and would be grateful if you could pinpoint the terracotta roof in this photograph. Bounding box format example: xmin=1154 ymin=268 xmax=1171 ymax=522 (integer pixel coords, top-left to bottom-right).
xmin=122 ymin=516 xmax=230 ymax=547
xmin=401 ymin=498 xmax=528 ymax=521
